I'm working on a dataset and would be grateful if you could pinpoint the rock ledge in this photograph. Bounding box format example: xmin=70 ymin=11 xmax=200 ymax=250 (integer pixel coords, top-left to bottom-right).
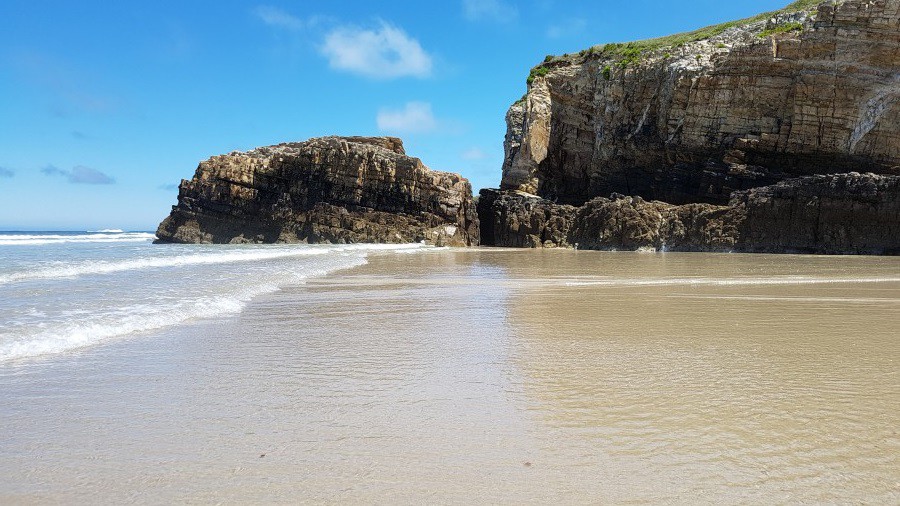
xmin=479 ymin=173 xmax=900 ymax=255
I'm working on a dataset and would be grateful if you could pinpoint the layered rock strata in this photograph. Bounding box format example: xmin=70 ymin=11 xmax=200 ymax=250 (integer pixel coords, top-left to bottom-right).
xmin=503 ymin=0 xmax=900 ymax=206
xmin=156 ymin=136 xmax=479 ymax=245
xmin=479 ymin=173 xmax=900 ymax=255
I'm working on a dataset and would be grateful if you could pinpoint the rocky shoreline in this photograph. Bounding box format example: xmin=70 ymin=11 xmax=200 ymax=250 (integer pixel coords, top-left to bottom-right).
xmin=479 ymin=173 xmax=900 ymax=255
xmin=156 ymin=0 xmax=899 ymax=255
xmin=479 ymin=0 xmax=899 ymax=255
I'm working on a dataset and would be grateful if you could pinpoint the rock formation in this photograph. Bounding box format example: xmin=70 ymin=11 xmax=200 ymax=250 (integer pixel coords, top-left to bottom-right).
xmin=156 ymin=136 xmax=479 ymax=245
xmin=502 ymin=0 xmax=900 ymax=205
xmin=482 ymin=0 xmax=900 ymax=254
xmin=480 ymin=173 xmax=900 ymax=255
xmin=736 ymin=172 xmax=900 ymax=254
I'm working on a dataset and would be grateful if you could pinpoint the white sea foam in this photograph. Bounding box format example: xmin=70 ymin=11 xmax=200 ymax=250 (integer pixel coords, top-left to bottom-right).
xmin=0 ymin=243 xmax=432 ymax=363
xmin=89 ymin=229 xmax=125 ymax=233
xmin=0 ymin=254 xmax=371 ymax=362
xmin=0 ymin=248 xmax=333 ymax=285
xmin=0 ymin=232 xmax=156 ymax=245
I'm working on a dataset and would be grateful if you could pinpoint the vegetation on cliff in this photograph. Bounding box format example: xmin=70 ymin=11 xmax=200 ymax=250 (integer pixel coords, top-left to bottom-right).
xmin=525 ymin=0 xmax=823 ymax=85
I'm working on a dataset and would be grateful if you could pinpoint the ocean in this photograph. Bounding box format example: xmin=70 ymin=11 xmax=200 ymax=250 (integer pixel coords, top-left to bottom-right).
xmin=1 ymin=233 xmax=898 ymax=503
xmin=0 ymin=231 xmax=424 ymax=362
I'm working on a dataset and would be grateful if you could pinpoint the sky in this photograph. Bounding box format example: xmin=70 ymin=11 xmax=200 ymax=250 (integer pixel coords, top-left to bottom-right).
xmin=0 ymin=0 xmax=796 ymax=231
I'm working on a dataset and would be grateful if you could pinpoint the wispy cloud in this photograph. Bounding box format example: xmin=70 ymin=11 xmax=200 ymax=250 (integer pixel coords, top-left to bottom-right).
xmin=70 ymin=166 xmax=114 ymax=184
xmin=41 ymin=164 xmax=115 ymax=184
xmin=546 ymin=18 xmax=587 ymax=38
xmin=253 ymin=6 xmax=308 ymax=30
xmin=158 ymin=22 xmax=195 ymax=62
xmin=41 ymin=165 xmax=67 ymax=177
xmin=462 ymin=0 xmax=518 ymax=23
xmin=461 ymin=147 xmax=487 ymax=160
xmin=320 ymin=22 xmax=432 ymax=79
xmin=0 ymin=167 xmax=14 ymax=178
xmin=71 ymin=130 xmax=89 ymax=140
xmin=8 ymin=50 xmax=122 ymax=117
xmin=377 ymin=102 xmax=438 ymax=134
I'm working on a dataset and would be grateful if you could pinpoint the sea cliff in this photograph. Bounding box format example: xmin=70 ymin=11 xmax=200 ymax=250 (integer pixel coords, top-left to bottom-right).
xmin=483 ymin=0 xmax=900 ymax=253
xmin=156 ymin=136 xmax=479 ymax=245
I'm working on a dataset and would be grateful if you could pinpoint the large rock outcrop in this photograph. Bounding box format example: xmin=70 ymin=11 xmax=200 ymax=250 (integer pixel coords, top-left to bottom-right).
xmin=480 ymin=173 xmax=900 ymax=255
xmin=156 ymin=136 xmax=479 ymax=245
xmin=483 ymin=0 xmax=900 ymax=255
xmin=736 ymin=172 xmax=900 ymax=254
xmin=502 ymin=0 xmax=900 ymax=206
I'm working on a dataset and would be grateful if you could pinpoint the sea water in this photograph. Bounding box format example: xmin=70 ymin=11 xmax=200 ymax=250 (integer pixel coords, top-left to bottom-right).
xmin=1 ymin=241 xmax=898 ymax=503
xmin=0 ymin=231 xmax=423 ymax=362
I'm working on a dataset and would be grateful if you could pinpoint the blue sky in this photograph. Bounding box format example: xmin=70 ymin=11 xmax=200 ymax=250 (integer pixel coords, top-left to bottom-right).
xmin=1 ymin=0 xmax=795 ymax=230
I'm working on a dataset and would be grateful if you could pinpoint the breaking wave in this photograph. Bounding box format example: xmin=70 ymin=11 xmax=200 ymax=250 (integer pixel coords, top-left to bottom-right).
xmin=0 ymin=248 xmax=332 ymax=285
xmin=0 ymin=232 xmax=156 ymax=246
xmin=0 ymin=242 xmax=428 ymax=363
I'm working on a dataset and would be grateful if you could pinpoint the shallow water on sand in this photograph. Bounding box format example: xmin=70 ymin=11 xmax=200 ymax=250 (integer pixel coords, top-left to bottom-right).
xmin=1 ymin=249 xmax=898 ymax=503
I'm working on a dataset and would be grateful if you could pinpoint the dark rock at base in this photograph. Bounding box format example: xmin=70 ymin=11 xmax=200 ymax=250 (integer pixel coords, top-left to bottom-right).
xmin=736 ymin=172 xmax=900 ymax=254
xmin=476 ymin=190 xmax=577 ymax=248
xmin=155 ymin=136 xmax=479 ymax=246
xmin=572 ymin=196 xmax=743 ymax=252
xmin=479 ymin=173 xmax=900 ymax=255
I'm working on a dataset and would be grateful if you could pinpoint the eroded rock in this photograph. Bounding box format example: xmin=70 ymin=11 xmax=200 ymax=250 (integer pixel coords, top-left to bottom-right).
xmin=156 ymin=136 xmax=479 ymax=245
xmin=480 ymin=173 xmax=900 ymax=254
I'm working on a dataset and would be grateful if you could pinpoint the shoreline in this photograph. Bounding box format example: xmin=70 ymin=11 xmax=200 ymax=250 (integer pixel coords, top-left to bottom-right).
xmin=1 ymin=248 xmax=898 ymax=503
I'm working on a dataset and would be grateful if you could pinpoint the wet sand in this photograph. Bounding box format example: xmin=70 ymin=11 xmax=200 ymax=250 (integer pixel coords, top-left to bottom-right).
xmin=1 ymin=249 xmax=898 ymax=503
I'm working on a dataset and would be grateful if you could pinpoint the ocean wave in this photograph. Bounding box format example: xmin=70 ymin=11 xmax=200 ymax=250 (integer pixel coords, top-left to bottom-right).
xmin=0 ymin=232 xmax=156 ymax=246
xmin=0 ymin=247 xmax=339 ymax=285
xmin=0 ymin=254 xmax=371 ymax=363
xmin=0 ymin=243 xmax=432 ymax=362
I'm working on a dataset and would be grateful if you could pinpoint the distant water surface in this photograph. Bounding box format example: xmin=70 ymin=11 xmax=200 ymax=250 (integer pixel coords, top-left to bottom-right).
xmin=0 ymin=244 xmax=898 ymax=503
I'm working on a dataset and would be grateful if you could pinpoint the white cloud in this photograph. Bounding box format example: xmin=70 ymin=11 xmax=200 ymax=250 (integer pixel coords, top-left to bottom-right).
xmin=320 ymin=22 xmax=432 ymax=79
xmin=377 ymin=102 xmax=438 ymax=133
xmin=461 ymin=147 xmax=487 ymax=160
xmin=463 ymin=0 xmax=518 ymax=22
xmin=253 ymin=6 xmax=306 ymax=30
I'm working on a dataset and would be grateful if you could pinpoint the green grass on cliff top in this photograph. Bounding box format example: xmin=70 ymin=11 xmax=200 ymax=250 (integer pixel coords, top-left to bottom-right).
xmin=600 ymin=0 xmax=820 ymax=53
xmin=533 ymin=0 xmax=823 ymax=72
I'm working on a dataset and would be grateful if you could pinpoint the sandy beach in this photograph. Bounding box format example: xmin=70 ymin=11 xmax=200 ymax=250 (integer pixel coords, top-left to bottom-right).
xmin=1 ymin=248 xmax=899 ymax=503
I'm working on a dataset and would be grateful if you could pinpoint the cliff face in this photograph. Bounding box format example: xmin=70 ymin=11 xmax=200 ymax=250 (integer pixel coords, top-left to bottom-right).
xmin=502 ymin=0 xmax=900 ymax=206
xmin=156 ymin=136 xmax=479 ymax=245
xmin=480 ymin=173 xmax=900 ymax=255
